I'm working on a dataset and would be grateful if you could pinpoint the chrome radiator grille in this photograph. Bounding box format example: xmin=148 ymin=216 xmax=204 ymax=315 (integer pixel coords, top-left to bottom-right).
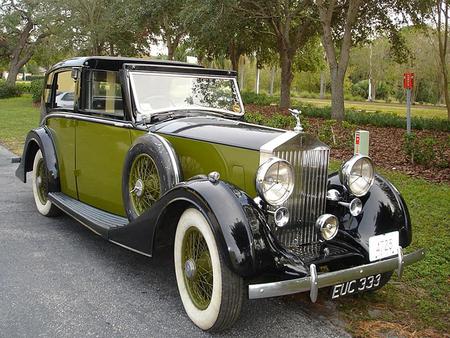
xmin=273 ymin=144 xmax=330 ymax=248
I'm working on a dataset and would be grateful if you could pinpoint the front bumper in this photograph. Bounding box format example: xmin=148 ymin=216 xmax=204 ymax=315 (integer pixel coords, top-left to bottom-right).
xmin=248 ymin=247 xmax=425 ymax=301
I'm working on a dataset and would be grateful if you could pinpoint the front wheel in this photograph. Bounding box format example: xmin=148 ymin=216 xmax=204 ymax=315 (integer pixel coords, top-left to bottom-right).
xmin=174 ymin=208 xmax=243 ymax=331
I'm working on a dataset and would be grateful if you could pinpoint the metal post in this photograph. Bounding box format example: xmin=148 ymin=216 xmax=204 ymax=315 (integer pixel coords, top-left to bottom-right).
xmin=406 ymin=88 xmax=411 ymax=134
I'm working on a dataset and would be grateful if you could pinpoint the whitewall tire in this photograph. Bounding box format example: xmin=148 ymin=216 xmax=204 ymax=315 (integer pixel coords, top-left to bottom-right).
xmin=174 ymin=208 xmax=243 ymax=331
xmin=32 ymin=150 xmax=59 ymax=217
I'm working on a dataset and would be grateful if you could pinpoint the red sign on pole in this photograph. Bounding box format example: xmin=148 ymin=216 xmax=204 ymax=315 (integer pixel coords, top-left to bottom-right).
xmin=403 ymin=72 xmax=415 ymax=89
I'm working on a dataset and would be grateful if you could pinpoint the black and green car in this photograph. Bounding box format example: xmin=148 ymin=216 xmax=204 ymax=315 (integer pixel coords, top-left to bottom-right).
xmin=16 ymin=56 xmax=424 ymax=331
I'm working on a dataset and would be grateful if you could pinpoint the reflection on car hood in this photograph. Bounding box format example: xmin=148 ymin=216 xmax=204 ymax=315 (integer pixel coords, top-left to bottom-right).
xmin=151 ymin=116 xmax=284 ymax=151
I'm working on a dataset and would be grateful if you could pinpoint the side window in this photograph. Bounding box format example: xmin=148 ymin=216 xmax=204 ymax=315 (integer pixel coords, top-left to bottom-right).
xmin=53 ymin=71 xmax=75 ymax=109
xmin=86 ymin=70 xmax=123 ymax=118
xmin=43 ymin=72 xmax=54 ymax=104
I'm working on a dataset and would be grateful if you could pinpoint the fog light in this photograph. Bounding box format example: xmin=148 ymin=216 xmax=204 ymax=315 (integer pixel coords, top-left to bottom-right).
xmin=274 ymin=207 xmax=289 ymax=227
xmin=315 ymin=214 xmax=339 ymax=241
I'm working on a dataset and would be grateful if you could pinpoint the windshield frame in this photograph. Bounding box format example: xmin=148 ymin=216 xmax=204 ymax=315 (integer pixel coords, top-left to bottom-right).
xmin=127 ymin=70 xmax=245 ymax=121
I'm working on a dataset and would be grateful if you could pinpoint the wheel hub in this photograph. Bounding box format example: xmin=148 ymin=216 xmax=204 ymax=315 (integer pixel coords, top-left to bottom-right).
xmin=36 ymin=175 xmax=42 ymax=186
xmin=133 ymin=179 xmax=144 ymax=197
xmin=184 ymin=259 xmax=197 ymax=280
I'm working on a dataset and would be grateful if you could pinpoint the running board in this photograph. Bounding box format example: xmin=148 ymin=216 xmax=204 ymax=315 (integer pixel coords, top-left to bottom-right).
xmin=48 ymin=192 xmax=128 ymax=237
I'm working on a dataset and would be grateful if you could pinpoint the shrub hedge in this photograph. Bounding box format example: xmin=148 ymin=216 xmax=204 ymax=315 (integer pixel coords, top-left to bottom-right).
xmin=0 ymin=80 xmax=21 ymax=99
xmin=30 ymin=79 xmax=44 ymax=103
xmin=241 ymin=92 xmax=450 ymax=132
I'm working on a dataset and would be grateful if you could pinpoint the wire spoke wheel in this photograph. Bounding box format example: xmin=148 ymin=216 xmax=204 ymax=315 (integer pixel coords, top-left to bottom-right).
xmin=182 ymin=227 xmax=214 ymax=310
xmin=128 ymin=154 xmax=161 ymax=216
xmin=35 ymin=158 xmax=49 ymax=204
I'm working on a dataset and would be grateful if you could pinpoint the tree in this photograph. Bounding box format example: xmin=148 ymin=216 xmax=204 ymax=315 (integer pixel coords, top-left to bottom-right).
xmin=315 ymin=0 xmax=422 ymax=120
xmin=236 ymin=0 xmax=319 ymax=108
xmin=0 ymin=0 xmax=63 ymax=86
xmin=431 ymin=0 xmax=449 ymax=119
xmin=63 ymin=0 xmax=145 ymax=56
xmin=182 ymin=0 xmax=262 ymax=71
xmin=139 ymin=0 xmax=187 ymax=60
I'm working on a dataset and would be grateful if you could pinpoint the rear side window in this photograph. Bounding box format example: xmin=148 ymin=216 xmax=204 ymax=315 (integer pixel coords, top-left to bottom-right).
xmin=53 ymin=71 xmax=75 ymax=109
xmin=85 ymin=70 xmax=124 ymax=118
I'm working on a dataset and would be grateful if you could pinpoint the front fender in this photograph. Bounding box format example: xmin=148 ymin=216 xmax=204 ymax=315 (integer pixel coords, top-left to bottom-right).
xmin=15 ymin=127 xmax=60 ymax=193
xmin=327 ymin=172 xmax=412 ymax=260
xmin=109 ymin=178 xmax=282 ymax=277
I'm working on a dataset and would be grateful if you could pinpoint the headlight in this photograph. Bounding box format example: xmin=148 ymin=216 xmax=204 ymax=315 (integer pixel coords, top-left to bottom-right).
xmin=339 ymin=155 xmax=375 ymax=197
xmin=256 ymin=157 xmax=294 ymax=206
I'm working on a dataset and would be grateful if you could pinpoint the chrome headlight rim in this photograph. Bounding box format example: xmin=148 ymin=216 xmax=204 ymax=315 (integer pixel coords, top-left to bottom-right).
xmin=339 ymin=154 xmax=375 ymax=197
xmin=256 ymin=157 xmax=295 ymax=206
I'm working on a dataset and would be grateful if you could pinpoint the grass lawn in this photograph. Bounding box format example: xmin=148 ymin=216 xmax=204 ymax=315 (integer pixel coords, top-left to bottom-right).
xmin=295 ymin=97 xmax=448 ymax=120
xmin=1 ymin=95 xmax=449 ymax=335
xmin=0 ymin=94 xmax=39 ymax=154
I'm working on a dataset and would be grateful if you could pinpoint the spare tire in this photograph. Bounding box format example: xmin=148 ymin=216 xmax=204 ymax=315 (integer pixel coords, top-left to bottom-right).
xmin=122 ymin=134 xmax=181 ymax=221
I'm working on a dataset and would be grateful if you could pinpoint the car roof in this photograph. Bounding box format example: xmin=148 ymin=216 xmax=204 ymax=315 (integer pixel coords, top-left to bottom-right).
xmin=48 ymin=56 xmax=205 ymax=73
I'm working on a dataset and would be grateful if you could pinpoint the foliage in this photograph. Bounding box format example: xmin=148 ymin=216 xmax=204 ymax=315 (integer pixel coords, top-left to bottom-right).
xmin=404 ymin=133 xmax=449 ymax=167
xmin=241 ymin=92 xmax=450 ymax=131
xmin=0 ymin=80 xmax=21 ymax=99
xmin=16 ymin=82 xmax=31 ymax=94
xmin=30 ymin=79 xmax=44 ymax=103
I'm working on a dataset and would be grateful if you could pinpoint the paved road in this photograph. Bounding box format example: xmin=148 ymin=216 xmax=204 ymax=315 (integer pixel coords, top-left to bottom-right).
xmin=0 ymin=146 xmax=349 ymax=338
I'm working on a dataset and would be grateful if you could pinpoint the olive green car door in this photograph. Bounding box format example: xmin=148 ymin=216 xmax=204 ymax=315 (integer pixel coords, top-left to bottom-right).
xmin=75 ymin=69 xmax=132 ymax=216
xmin=76 ymin=121 xmax=132 ymax=216
xmin=46 ymin=70 xmax=77 ymax=199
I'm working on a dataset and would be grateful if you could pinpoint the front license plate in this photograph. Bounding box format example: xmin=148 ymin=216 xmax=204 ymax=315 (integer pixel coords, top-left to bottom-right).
xmin=331 ymin=274 xmax=382 ymax=299
xmin=369 ymin=231 xmax=399 ymax=262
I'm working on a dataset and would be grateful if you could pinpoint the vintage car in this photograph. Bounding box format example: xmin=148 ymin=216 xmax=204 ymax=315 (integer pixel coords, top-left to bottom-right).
xmin=16 ymin=56 xmax=424 ymax=332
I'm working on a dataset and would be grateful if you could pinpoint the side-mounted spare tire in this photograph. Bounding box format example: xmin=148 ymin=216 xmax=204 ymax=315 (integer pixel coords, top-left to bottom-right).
xmin=122 ymin=134 xmax=182 ymax=221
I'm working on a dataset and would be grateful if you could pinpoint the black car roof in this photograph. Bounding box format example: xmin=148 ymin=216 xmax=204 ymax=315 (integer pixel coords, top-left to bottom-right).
xmin=48 ymin=56 xmax=203 ymax=72
xmin=48 ymin=56 xmax=236 ymax=77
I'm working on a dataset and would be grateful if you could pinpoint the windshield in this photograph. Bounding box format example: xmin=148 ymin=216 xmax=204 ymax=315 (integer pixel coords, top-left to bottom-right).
xmin=129 ymin=72 xmax=243 ymax=118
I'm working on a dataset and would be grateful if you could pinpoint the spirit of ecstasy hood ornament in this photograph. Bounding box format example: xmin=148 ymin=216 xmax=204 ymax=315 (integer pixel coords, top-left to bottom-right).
xmin=288 ymin=108 xmax=303 ymax=132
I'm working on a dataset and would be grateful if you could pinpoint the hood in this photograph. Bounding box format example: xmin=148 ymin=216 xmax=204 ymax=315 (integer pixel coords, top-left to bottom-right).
xmin=151 ymin=116 xmax=284 ymax=151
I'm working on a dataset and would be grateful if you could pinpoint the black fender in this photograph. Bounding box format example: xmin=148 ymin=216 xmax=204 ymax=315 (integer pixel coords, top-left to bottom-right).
xmin=15 ymin=127 xmax=60 ymax=193
xmin=109 ymin=178 xmax=287 ymax=277
xmin=326 ymin=172 xmax=412 ymax=261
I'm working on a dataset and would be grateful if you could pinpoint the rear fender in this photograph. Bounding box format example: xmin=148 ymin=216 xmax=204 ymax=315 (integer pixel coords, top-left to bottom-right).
xmin=15 ymin=127 xmax=60 ymax=192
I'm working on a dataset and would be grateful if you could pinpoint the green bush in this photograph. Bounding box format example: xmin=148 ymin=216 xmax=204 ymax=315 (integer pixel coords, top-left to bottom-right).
xmin=16 ymin=81 xmax=31 ymax=94
xmin=241 ymin=91 xmax=279 ymax=106
xmin=0 ymin=80 xmax=21 ymax=99
xmin=26 ymin=75 xmax=45 ymax=81
xmin=30 ymin=79 xmax=44 ymax=103
xmin=404 ymin=133 xmax=437 ymax=166
xmin=317 ymin=120 xmax=337 ymax=146
xmin=242 ymin=91 xmax=450 ymax=131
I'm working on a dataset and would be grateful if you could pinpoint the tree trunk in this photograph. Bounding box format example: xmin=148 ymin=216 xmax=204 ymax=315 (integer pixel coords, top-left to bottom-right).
xmin=443 ymin=69 xmax=450 ymax=119
xmin=269 ymin=67 xmax=275 ymax=96
xmin=320 ymin=72 xmax=325 ymax=99
xmin=6 ymin=64 xmax=21 ymax=86
xmin=239 ymin=59 xmax=245 ymax=90
xmin=167 ymin=43 xmax=175 ymax=60
xmin=255 ymin=65 xmax=260 ymax=94
xmin=280 ymin=50 xmax=293 ymax=108
xmin=330 ymin=67 xmax=345 ymax=121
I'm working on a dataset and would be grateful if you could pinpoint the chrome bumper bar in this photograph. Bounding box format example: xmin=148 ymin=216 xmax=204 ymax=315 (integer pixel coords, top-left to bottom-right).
xmin=248 ymin=247 xmax=425 ymax=301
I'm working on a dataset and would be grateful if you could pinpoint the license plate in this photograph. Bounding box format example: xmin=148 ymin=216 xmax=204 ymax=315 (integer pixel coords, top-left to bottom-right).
xmin=331 ymin=274 xmax=382 ymax=299
xmin=369 ymin=231 xmax=399 ymax=262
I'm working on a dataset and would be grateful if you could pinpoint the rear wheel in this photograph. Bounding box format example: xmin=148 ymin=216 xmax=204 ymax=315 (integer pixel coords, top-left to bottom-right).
xmin=174 ymin=208 xmax=243 ymax=331
xmin=32 ymin=150 xmax=59 ymax=216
